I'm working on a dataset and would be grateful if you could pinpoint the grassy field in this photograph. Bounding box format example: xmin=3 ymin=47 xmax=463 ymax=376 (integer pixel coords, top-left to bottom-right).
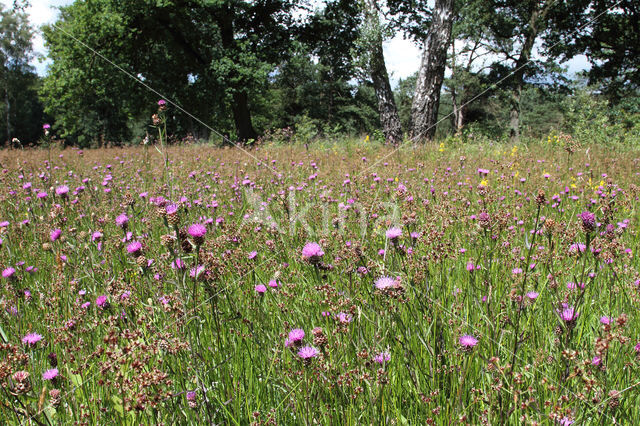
xmin=1 ymin=139 xmax=639 ymax=425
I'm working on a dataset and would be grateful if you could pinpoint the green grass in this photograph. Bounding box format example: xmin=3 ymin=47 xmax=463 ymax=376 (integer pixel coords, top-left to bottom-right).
xmin=0 ymin=139 xmax=639 ymax=424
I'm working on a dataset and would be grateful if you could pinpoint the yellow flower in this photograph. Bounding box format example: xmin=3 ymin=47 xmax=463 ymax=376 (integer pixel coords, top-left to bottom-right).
xmin=365 ymin=135 xmax=370 ymax=143
xmin=480 ymin=179 xmax=488 ymax=186
xmin=438 ymin=142 xmax=444 ymax=152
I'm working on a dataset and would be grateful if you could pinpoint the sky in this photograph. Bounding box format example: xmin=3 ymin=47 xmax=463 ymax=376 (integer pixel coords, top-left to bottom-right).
xmin=3 ymin=0 xmax=590 ymax=85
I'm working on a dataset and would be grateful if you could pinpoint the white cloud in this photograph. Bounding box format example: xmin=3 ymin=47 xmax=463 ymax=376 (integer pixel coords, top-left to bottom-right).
xmin=383 ymin=36 xmax=422 ymax=86
xmin=1 ymin=0 xmax=73 ymax=74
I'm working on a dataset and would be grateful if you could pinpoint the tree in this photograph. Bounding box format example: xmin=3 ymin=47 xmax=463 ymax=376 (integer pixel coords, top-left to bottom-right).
xmin=550 ymin=0 xmax=639 ymax=102
xmin=360 ymin=0 xmax=402 ymax=144
xmin=455 ymin=0 xmax=589 ymax=141
xmin=41 ymin=0 xmax=297 ymax=145
xmin=0 ymin=3 xmax=39 ymax=145
xmin=386 ymin=0 xmax=454 ymax=142
xmin=410 ymin=0 xmax=454 ymax=141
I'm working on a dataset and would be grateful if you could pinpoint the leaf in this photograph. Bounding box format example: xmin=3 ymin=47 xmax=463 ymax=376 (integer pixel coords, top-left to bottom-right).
xmin=111 ymin=395 xmax=124 ymax=417
xmin=43 ymin=406 xmax=56 ymax=422
xmin=69 ymin=372 xmax=83 ymax=388
xmin=0 ymin=324 xmax=7 ymax=343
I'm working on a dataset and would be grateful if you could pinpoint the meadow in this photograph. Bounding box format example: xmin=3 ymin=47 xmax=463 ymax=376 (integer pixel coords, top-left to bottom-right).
xmin=1 ymin=136 xmax=639 ymax=425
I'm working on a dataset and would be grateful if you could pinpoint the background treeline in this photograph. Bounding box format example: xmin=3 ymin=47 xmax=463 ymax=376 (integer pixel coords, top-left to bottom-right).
xmin=0 ymin=0 xmax=639 ymax=147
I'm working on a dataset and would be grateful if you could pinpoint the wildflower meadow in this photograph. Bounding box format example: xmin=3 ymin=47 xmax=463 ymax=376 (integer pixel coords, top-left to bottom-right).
xmin=1 ymin=136 xmax=640 ymax=425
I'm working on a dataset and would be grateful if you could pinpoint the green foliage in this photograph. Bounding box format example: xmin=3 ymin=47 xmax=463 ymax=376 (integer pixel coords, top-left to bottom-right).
xmin=0 ymin=3 xmax=45 ymax=145
xmin=563 ymin=87 xmax=640 ymax=146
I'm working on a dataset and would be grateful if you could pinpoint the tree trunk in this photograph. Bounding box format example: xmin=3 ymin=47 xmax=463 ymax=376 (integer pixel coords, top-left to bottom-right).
xmin=509 ymin=0 xmax=553 ymax=141
xmin=364 ymin=0 xmax=403 ymax=145
xmin=411 ymin=0 xmax=454 ymax=142
xmin=219 ymin=6 xmax=258 ymax=143
xmin=451 ymin=86 xmax=465 ymax=133
xmin=231 ymin=90 xmax=258 ymax=142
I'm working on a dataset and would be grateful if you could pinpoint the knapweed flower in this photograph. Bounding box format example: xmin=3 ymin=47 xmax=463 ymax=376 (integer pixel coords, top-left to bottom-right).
xmin=96 ymin=295 xmax=108 ymax=308
xmin=459 ymin=334 xmax=478 ymax=351
xmin=373 ymin=351 xmax=391 ymax=364
xmin=188 ymin=223 xmax=207 ymax=245
xmin=337 ymin=312 xmax=352 ymax=324
xmin=374 ymin=276 xmax=395 ymax=290
xmin=559 ymin=307 xmax=579 ymax=324
xmin=568 ymin=243 xmax=586 ymax=255
xmin=268 ymin=279 xmax=278 ymax=288
xmin=55 ymin=185 xmax=69 ymax=197
xmin=2 ymin=267 xmax=16 ymax=279
xmin=526 ymin=291 xmax=539 ymax=301
xmin=254 ymin=284 xmax=266 ymax=294
xmin=126 ymin=241 xmax=142 ymax=256
xmin=42 ymin=368 xmax=59 ymax=381
xmin=50 ymin=228 xmax=62 ymax=242
xmin=600 ymin=316 xmax=611 ymax=325
xmin=579 ymin=210 xmax=596 ymax=233
xmin=297 ymin=346 xmax=319 ymax=360
xmin=385 ymin=227 xmax=402 ymax=241
xmin=22 ymin=332 xmax=43 ymax=345
xmin=115 ymin=213 xmax=129 ymax=229
xmin=190 ymin=265 xmax=205 ymax=279
xmin=186 ymin=390 xmax=197 ymax=408
xmin=302 ymin=242 xmax=324 ymax=263
xmin=286 ymin=328 xmax=305 ymax=347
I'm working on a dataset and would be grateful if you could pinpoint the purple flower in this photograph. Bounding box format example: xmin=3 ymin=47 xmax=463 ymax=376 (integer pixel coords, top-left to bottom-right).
xmin=254 ymin=284 xmax=266 ymax=294
xmin=268 ymin=279 xmax=278 ymax=288
xmin=43 ymin=123 xmax=51 ymax=130
xmin=22 ymin=332 xmax=43 ymax=345
xmin=579 ymin=210 xmax=596 ymax=233
xmin=186 ymin=391 xmax=196 ymax=401
xmin=526 ymin=291 xmax=539 ymax=300
xmin=560 ymin=307 xmax=579 ymax=322
xmin=285 ymin=328 xmax=305 ymax=347
xmin=374 ymin=276 xmax=395 ymax=290
xmin=126 ymin=241 xmax=142 ymax=255
xmin=96 ymin=295 xmax=108 ymax=308
xmin=188 ymin=223 xmax=207 ymax=238
xmin=2 ymin=267 xmax=16 ymax=279
xmin=248 ymin=251 xmax=258 ymax=260
xmin=302 ymin=242 xmax=324 ymax=262
xmin=385 ymin=227 xmax=402 ymax=240
xmin=165 ymin=204 xmax=179 ymax=216
xmin=50 ymin=228 xmax=62 ymax=242
xmin=568 ymin=243 xmax=586 ymax=255
xmin=92 ymin=231 xmax=103 ymax=241
xmin=158 ymin=99 xmax=166 ymax=107
xmin=55 ymin=185 xmax=69 ymax=197
xmin=190 ymin=265 xmax=205 ymax=279
xmin=116 ymin=213 xmax=129 ymax=228
xmin=373 ymin=351 xmax=391 ymax=364
xmin=459 ymin=334 xmax=478 ymax=349
xmin=600 ymin=316 xmax=611 ymax=325
xmin=337 ymin=312 xmax=352 ymax=324
xmin=172 ymin=258 xmax=185 ymax=270
xmin=297 ymin=346 xmax=319 ymax=360
xmin=42 ymin=368 xmax=59 ymax=381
